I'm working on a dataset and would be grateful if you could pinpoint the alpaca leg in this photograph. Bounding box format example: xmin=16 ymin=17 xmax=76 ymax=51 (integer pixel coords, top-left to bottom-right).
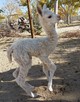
xmin=43 ymin=63 xmax=55 ymax=91
xmin=43 ymin=64 xmax=49 ymax=81
xmin=13 ymin=68 xmax=19 ymax=78
xmin=48 ymin=62 xmax=56 ymax=92
xmin=15 ymin=64 xmax=36 ymax=97
xmin=40 ymin=56 xmax=56 ymax=92
xmin=14 ymin=54 xmax=36 ymax=97
xmin=13 ymin=68 xmax=34 ymax=88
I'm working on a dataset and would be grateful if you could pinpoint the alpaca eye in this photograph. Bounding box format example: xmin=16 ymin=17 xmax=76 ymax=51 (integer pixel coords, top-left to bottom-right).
xmin=48 ymin=15 xmax=52 ymax=18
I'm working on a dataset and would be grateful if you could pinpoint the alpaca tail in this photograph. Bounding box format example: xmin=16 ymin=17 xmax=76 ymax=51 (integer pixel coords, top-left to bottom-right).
xmin=7 ymin=46 xmax=13 ymax=63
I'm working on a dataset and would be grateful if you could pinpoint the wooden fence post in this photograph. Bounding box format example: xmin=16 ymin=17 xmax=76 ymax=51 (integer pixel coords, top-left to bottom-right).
xmin=26 ymin=0 xmax=34 ymax=38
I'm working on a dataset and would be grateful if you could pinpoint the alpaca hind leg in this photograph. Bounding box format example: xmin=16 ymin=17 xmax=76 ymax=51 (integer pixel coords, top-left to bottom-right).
xmin=15 ymin=54 xmax=36 ymax=97
xmin=13 ymin=68 xmax=19 ymax=78
xmin=15 ymin=64 xmax=36 ymax=97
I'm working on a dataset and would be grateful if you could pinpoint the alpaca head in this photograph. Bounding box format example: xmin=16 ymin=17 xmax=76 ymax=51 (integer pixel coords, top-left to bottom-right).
xmin=37 ymin=4 xmax=60 ymax=27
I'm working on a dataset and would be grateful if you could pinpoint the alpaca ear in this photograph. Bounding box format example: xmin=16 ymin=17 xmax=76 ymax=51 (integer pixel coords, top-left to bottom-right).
xmin=37 ymin=5 xmax=42 ymax=16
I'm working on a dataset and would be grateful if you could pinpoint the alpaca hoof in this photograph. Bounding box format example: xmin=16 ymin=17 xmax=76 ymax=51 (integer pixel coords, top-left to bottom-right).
xmin=31 ymin=92 xmax=38 ymax=98
xmin=28 ymin=92 xmax=38 ymax=98
xmin=48 ymin=86 xmax=53 ymax=92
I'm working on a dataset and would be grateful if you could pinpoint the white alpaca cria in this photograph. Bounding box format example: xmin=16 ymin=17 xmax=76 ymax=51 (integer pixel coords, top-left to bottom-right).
xmin=7 ymin=4 xmax=60 ymax=97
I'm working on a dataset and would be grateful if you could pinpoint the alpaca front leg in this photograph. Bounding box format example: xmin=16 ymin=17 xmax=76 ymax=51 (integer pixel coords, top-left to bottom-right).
xmin=43 ymin=64 xmax=56 ymax=92
xmin=42 ymin=66 xmax=53 ymax=91
xmin=48 ymin=62 xmax=56 ymax=92
xmin=40 ymin=56 xmax=56 ymax=92
xmin=43 ymin=64 xmax=49 ymax=80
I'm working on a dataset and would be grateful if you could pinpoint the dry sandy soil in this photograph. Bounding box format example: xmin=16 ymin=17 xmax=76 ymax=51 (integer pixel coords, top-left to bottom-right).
xmin=0 ymin=31 xmax=80 ymax=102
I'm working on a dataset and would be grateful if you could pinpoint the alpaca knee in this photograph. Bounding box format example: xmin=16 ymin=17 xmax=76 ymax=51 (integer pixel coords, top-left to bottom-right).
xmin=47 ymin=63 xmax=57 ymax=81
xmin=43 ymin=67 xmax=48 ymax=77
xmin=13 ymin=68 xmax=19 ymax=78
xmin=50 ymin=63 xmax=57 ymax=73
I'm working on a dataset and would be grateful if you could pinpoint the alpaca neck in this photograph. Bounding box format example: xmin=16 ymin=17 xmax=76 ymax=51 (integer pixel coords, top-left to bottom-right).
xmin=43 ymin=24 xmax=58 ymax=41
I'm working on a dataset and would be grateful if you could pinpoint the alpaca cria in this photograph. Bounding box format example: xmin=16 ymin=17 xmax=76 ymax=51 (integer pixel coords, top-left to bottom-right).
xmin=7 ymin=4 xmax=60 ymax=97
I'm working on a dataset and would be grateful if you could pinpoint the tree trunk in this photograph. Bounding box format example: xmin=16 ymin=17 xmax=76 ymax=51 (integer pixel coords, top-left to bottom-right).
xmin=70 ymin=14 xmax=72 ymax=24
xmin=54 ymin=0 xmax=58 ymax=30
xmin=66 ymin=13 xmax=70 ymax=25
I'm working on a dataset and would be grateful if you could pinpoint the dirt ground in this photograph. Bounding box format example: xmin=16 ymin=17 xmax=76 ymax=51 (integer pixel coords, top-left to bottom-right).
xmin=0 ymin=31 xmax=80 ymax=102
